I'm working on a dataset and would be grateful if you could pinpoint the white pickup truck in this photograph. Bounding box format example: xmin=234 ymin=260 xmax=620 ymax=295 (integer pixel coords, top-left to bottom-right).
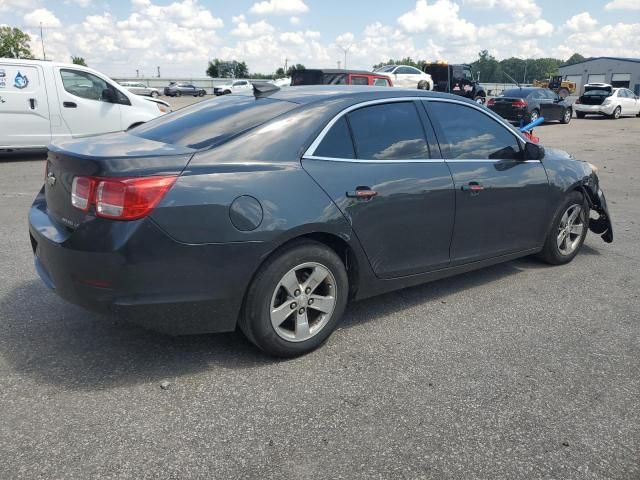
xmin=0 ymin=58 xmax=169 ymax=150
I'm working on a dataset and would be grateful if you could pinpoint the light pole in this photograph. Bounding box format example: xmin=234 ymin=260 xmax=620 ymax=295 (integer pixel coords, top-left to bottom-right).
xmin=339 ymin=44 xmax=352 ymax=70
xmin=40 ymin=22 xmax=46 ymax=60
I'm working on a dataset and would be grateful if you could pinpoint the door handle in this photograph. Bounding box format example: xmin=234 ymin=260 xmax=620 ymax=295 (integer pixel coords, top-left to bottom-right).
xmin=63 ymin=101 xmax=77 ymax=108
xmin=461 ymin=182 xmax=484 ymax=193
xmin=346 ymin=187 xmax=378 ymax=200
xmin=29 ymin=98 xmax=36 ymax=109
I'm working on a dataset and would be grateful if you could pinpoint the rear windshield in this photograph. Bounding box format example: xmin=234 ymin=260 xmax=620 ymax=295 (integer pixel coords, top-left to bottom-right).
xmin=130 ymin=95 xmax=296 ymax=150
xmin=501 ymin=89 xmax=530 ymax=98
xmin=583 ymin=90 xmax=612 ymax=96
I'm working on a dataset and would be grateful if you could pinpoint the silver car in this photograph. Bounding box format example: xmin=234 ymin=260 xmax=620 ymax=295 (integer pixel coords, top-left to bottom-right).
xmin=119 ymin=81 xmax=160 ymax=98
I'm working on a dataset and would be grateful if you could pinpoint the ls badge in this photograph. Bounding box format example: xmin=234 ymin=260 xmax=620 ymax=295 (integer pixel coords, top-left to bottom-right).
xmin=14 ymin=71 xmax=29 ymax=89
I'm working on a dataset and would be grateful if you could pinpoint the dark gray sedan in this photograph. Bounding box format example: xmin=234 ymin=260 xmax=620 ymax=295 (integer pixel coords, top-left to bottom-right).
xmin=488 ymin=87 xmax=573 ymax=124
xmin=29 ymin=85 xmax=612 ymax=357
xmin=163 ymin=82 xmax=206 ymax=97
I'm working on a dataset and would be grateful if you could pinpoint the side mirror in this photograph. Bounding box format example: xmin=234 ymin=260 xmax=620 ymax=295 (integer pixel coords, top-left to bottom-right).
xmin=525 ymin=142 xmax=545 ymax=160
xmin=101 ymin=88 xmax=116 ymax=103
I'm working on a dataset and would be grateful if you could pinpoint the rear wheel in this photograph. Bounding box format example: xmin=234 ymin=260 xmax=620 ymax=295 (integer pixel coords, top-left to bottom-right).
xmin=176 ymin=91 xmax=182 ymax=97
xmin=610 ymin=106 xmax=621 ymax=119
xmin=474 ymin=95 xmax=486 ymax=105
xmin=199 ymin=91 xmax=205 ymax=97
xmin=561 ymin=108 xmax=572 ymax=124
xmin=417 ymin=80 xmax=429 ymax=90
xmin=576 ymin=112 xmax=586 ymax=119
xmin=537 ymin=191 xmax=588 ymax=265
xmin=239 ymin=240 xmax=349 ymax=357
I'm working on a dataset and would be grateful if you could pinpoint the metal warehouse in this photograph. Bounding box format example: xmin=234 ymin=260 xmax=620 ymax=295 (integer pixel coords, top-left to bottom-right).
xmin=558 ymin=57 xmax=640 ymax=95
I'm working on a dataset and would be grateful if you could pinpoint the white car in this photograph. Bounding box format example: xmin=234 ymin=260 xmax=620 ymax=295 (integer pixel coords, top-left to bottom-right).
xmin=373 ymin=64 xmax=433 ymax=90
xmin=119 ymin=81 xmax=161 ymax=98
xmin=574 ymin=83 xmax=640 ymax=119
xmin=0 ymin=58 xmax=169 ymax=150
xmin=213 ymin=79 xmax=253 ymax=96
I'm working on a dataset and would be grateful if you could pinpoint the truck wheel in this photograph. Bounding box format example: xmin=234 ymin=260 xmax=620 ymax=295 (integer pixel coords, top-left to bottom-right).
xmin=558 ymin=88 xmax=570 ymax=98
xmin=474 ymin=95 xmax=486 ymax=105
xmin=576 ymin=112 xmax=586 ymax=119
xmin=239 ymin=240 xmax=349 ymax=357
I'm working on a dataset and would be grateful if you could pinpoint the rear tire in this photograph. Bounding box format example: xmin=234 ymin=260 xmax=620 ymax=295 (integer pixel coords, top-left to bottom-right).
xmin=610 ymin=106 xmax=621 ymax=119
xmin=239 ymin=240 xmax=349 ymax=357
xmin=537 ymin=191 xmax=588 ymax=265
xmin=561 ymin=108 xmax=572 ymax=124
xmin=417 ymin=80 xmax=429 ymax=90
xmin=576 ymin=112 xmax=586 ymax=119
xmin=176 ymin=91 xmax=182 ymax=97
xmin=474 ymin=95 xmax=486 ymax=105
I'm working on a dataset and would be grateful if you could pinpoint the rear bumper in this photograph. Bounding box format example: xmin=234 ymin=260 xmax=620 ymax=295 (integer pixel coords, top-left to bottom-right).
xmin=28 ymin=193 xmax=266 ymax=335
xmin=575 ymin=103 xmax=616 ymax=115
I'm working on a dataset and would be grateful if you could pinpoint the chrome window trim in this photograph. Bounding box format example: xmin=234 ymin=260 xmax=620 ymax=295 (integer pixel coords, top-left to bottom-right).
xmin=304 ymin=96 xmax=533 ymax=163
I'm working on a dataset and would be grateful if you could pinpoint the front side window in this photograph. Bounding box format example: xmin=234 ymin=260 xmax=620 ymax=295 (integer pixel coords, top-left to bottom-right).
xmin=313 ymin=116 xmax=355 ymax=159
xmin=347 ymin=102 xmax=429 ymax=160
xmin=61 ymin=69 xmax=110 ymax=101
xmin=428 ymin=101 xmax=521 ymax=160
xmin=373 ymin=78 xmax=390 ymax=87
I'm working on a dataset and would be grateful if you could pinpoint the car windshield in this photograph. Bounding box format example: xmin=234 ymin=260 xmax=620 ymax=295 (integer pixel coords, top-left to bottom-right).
xmin=501 ymin=89 xmax=530 ymax=98
xmin=130 ymin=95 xmax=297 ymax=150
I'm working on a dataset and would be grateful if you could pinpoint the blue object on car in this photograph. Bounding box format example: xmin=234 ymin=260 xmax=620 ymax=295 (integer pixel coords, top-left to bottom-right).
xmin=519 ymin=116 xmax=545 ymax=132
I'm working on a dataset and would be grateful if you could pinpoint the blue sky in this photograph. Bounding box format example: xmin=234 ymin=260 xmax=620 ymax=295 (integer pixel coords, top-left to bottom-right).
xmin=1 ymin=0 xmax=639 ymax=76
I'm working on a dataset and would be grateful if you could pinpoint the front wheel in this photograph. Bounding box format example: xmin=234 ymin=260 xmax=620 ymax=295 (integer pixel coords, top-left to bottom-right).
xmin=610 ymin=106 xmax=621 ymax=119
xmin=239 ymin=240 xmax=349 ymax=357
xmin=199 ymin=91 xmax=205 ymax=97
xmin=537 ymin=191 xmax=588 ymax=265
xmin=561 ymin=108 xmax=572 ymax=124
xmin=151 ymin=91 xmax=159 ymax=98
xmin=176 ymin=91 xmax=182 ymax=97
xmin=474 ymin=95 xmax=486 ymax=105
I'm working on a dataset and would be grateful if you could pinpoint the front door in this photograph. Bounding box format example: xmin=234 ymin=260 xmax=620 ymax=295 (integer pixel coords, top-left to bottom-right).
xmin=303 ymin=100 xmax=455 ymax=278
xmin=55 ymin=68 xmax=122 ymax=138
xmin=424 ymin=100 xmax=551 ymax=264
xmin=0 ymin=63 xmax=51 ymax=147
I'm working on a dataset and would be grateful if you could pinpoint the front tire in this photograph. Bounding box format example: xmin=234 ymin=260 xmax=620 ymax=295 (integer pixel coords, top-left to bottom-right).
xmin=474 ymin=95 xmax=486 ymax=105
xmin=561 ymin=108 xmax=572 ymax=124
xmin=239 ymin=240 xmax=349 ymax=357
xmin=610 ymin=106 xmax=621 ymax=119
xmin=176 ymin=91 xmax=182 ymax=97
xmin=151 ymin=91 xmax=159 ymax=98
xmin=537 ymin=191 xmax=588 ymax=265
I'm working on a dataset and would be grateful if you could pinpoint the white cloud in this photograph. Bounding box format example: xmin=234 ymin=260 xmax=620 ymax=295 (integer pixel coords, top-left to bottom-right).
xmin=249 ymin=0 xmax=309 ymax=15
xmin=289 ymin=16 xmax=300 ymax=25
xmin=553 ymin=21 xmax=640 ymax=59
xmin=565 ymin=12 xmax=598 ymax=32
xmin=397 ymin=0 xmax=477 ymax=42
xmin=605 ymin=0 xmax=640 ymax=10
xmin=23 ymin=8 xmax=61 ymax=28
xmin=232 ymin=19 xmax=275 ymax=37
xmin=464 ymin=0 xmax=541 ymax=18
xmin=0 ymin=0 xmax=39 ymax=12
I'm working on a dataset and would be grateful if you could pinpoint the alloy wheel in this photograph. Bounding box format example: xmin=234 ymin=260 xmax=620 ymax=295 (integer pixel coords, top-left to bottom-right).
xmin=529 ymin=110 xmax=539 ymax=122
xmin=270 ymin=262 xmax=337 ymax=342
xmin=564 ymin=110 xmax=572 ymax=122
xmin=557 ymin=204 xmax=585 ymax=256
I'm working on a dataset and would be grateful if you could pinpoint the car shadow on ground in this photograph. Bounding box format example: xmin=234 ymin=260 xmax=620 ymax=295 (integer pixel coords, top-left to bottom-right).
xmin=0 ymin=256 xmax=552 ymax=391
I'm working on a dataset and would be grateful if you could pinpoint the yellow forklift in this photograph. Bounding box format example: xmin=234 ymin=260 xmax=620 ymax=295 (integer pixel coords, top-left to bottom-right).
xmin=533 ymin=75 xmax=576 ymax=98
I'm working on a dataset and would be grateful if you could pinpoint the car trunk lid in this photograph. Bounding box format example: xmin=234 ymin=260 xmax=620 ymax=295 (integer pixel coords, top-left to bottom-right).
xmin=45 ymin=132 xmax=194 ymax=230
xmin=579 ymin=84 xmax=613 ymax=105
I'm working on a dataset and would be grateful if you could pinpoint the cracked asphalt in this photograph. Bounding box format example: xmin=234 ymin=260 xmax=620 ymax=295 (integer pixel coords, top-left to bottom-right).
xmin=1 ymin=100 xmax=639 ymax=479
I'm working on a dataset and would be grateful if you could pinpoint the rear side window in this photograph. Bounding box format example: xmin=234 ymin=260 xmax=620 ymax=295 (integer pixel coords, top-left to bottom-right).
xmin=131 ymin=95 xmax=296 ymax=150
xmin=428 ymin=101 xmax=521 ymax=160
xmin=347 ymin=102 xmax=429 ymax=160
xmin=351 ymin=76 xmax=369 ymax=85
xmin=373 ymin=78 xmax=389 ymax=87
xmin=314 ymin=117 xmax=355 ymax=159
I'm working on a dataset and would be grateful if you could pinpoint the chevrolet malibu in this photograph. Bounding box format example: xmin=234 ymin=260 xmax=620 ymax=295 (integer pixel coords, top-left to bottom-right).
xmin=29 ymin=85 xmax=613 ymax=357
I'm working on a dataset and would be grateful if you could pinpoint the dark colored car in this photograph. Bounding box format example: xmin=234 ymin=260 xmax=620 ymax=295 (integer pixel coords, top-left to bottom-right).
xmin=290 ymin=69 xmax=392 ymax=87
xmin=487 ymin=87 xmax=573 ymax=125
xmin=29 ymin=86 xmax=613 ymax=357
xmin=164 ymin=82 xmax=206 ymax=97
xmin=422 ymin=61 xmax=486 ymax=104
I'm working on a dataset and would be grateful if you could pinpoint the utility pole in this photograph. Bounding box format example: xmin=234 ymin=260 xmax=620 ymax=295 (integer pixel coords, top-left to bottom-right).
xmin=136 ymin=69 xmax=139 ymax=78
xmin=339 ymin=44 xmax=352 ymax=70
xmin=40 ymin=22 xmax=46 ymax=60
xmin=284 ymin=58 xmax=289 ymax=74
xmin=157 ymin=66 xmax=161 ymax=78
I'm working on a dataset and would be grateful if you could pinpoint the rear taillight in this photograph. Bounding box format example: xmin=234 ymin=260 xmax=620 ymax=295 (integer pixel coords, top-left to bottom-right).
xmin=71 ymin=175 xmax=177 ymax=220
xmin=512 ymin=99 xmax=528 ymax=108
xmin=487 ymin=98 xmax=496 ymax=107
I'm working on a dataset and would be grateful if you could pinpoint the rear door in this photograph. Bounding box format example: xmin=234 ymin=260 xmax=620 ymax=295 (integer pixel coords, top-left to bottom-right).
xmin=303 ymin=100 xmax=455 ymax=278
xmin=55 ymin=68 xmax=123 ymax=137
xmin=0 ymin=62 xmax=51 ymax=147
xmin=425 ymin=100 xmax=551 ymax=263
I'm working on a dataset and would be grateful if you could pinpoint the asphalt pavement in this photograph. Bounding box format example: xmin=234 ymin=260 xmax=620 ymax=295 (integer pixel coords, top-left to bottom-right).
xmin=0 ymin=107 xmax=639 ymax=479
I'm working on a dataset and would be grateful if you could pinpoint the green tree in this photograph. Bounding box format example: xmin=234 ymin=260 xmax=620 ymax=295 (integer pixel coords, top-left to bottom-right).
xmin=470 ymin=50 xmax=502 ymax=83
xmin=565 ymin=53 xmax=587 ymax=65
xmin=286 ymin=64 xmax=305 ymax=76
xmin=206 ymin=58 xmax=224 ymax=78
xmin=0 ymin=26 xmax=33 ymax=59
xmin=275 ymin=67 xmax=286 ymax=78
xmin=71 ymin=56 xmax=87 ymax=66
xmin=372 ymin=57 xmax=422 ymax=70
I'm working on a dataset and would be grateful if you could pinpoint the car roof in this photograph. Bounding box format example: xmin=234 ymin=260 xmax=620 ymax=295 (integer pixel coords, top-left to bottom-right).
xmin=239 ymin=85 xmax=475 ymax=105
xmin=297 ymin=68 xmax=377 ymax=75
xmin=503 ymin=87 xmax=544 ymax=93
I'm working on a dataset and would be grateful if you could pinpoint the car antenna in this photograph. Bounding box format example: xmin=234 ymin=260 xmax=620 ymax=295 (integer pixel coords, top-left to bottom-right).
xmin=503 ymin=72 xmax=520 ymax=88
xmin=253 ymin=81 xmax=280 ymax=97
